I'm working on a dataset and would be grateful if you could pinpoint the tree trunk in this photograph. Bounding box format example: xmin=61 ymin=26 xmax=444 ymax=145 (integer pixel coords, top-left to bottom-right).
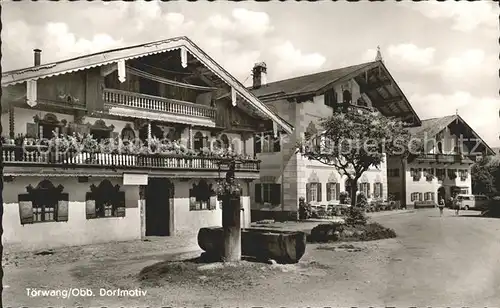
xmin=222 ymin=195 xmax=241 ymax=262
xmin=350 ymin=179 xmax=358 ymax=207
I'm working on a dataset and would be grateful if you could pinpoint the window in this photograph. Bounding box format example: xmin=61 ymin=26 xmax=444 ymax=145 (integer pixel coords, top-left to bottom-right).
xmin=424 ymin=192 xmax=435 ymax=201
xmin=307 ymin=183 xmax=322 ymax=202
xmin=373 ymin=183 xmax=383 ymax=199
xmin=193 ymin=132 xmax=206 ymax=151
xmin=324 ymin=89 xmax=338 ymax=107
xmin=254 ymin=132 xmax=280 ymax=154
xmin=254 ymin=183 xmax=281 ymax=205
xmin=189 ymin=180 xmax=216 ymax=211
xmin=326 ymin=182 xmax=340 ymax=201
xmin=411 ymin=192 xmax=423 ymax=202
xmin=459 ymin=169 xmax=468 ymax=181
xmin=121 ymin=125 xmax=136 ymax=141
xmin=448 ymin=169 xmax=457 ymax=180
xmin=18 ymin=180 xmax=69 ymax=224
xmin=436 ymin=169 xmax=445 ymax=181
xmin=189 ymin=179 xmax=217 ymax=211
xmin=86 ymin=180 xmax=126 ymax=218
xmin=39 ymin=124 xmax=60 ymax=139
xmin=359 ymin=182 xmax=370 ymax=198
xmin=411 ymin=168 xmax=422 ymax=181
xmin=388 ymin=168 xmax=400 ymax=177
xmin=90 ymin=129 xmax=111 ymax=142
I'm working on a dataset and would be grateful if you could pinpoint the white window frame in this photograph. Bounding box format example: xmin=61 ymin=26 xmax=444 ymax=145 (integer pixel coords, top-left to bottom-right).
xmin=327 ymin=182 xmax=337 ymax=201
xmin=310 ymin=183 xmax=319 ymax=202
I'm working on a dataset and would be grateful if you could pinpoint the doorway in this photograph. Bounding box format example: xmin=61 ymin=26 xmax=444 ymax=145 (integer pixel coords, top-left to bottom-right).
xmin=145 ymin=178 xmax=174 ymax=236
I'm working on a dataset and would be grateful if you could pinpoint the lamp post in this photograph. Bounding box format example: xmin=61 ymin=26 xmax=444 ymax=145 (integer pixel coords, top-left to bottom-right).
xmin=215 ymin=158 xmax=243 ymax=262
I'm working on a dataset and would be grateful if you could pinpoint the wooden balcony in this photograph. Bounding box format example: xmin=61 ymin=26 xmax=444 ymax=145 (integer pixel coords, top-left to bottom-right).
xmin=2 ymin=145 xmax=260 ymax=178
xmin=102 ymin=88 xmax=217 ymax=120
xmin=415 ymin=154 xmax=475 ymax=164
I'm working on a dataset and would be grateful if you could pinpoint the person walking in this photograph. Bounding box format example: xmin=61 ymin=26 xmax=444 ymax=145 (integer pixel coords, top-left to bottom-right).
xmin=438 ymin=197 xmax=445 ymax=217
xmin=455 ymin=198 xmax=461 ymax=216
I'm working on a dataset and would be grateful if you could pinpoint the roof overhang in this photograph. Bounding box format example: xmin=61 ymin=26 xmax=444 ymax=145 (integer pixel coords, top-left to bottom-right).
xmin=455 ymin=115 xmax=495 ymax=156
xmin=2 ymin=36 xmax=293 ymax=135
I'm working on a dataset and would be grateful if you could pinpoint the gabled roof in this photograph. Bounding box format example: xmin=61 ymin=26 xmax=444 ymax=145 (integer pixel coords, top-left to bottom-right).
xmin=248 ymin=60 xmax=421 ymax=126
xmin=2 ymin=36 xmax=293 ymax=134
xmin=406 ymin=115 xmax=458 ymax=140
xmin=251 ymin=62 xmax=374 ymax=98
xmin=408 ymin=115 xmax=495 ymax=155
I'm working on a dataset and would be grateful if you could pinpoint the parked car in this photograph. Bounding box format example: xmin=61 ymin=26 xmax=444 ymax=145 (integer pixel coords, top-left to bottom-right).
xmin=454 ymin=194 xmax=490 ymax=211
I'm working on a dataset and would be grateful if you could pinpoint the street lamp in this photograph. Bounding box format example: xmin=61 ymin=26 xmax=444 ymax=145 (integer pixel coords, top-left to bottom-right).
xmin=215 ymin=158 xmax=244 ymax=262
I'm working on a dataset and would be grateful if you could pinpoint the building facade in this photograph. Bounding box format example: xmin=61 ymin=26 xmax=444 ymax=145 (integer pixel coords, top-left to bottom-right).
xmin=1 ymin=36 xmax=293 ymax=250
xmin=387 ymin=115 xmax=494 ymax=207
xmin=246 ymin=59 xmax=422 ymax=221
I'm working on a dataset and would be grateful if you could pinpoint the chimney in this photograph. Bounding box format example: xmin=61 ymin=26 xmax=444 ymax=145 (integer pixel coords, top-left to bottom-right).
xmin=252 ymin=62 xmax=267 ymax=89
xmin=33 ymin=49 xmax=42 ymax=66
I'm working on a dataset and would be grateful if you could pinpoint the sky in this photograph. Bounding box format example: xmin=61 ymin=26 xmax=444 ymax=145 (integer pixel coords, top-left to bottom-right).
xmin=2 ymin=1 xmax=499 ymax=147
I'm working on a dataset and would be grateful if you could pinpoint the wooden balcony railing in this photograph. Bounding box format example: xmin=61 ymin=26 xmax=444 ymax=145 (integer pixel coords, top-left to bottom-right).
xmin=2 ymin=145 xmax=260 ymax=172
xmin=416 ymin=154 xmax=474 ymax=164
xmin=103 ymin=88 xmax=217 ymax=120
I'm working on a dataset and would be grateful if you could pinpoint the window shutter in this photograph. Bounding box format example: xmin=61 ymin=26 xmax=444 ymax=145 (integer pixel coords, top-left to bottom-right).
xmin=367 ymin=184 xmax=371 ymax=198
xmin=26 ymin=123 xmax=39 ymax=138
xmin=270 ymin=184 xmax=281 ymax=205
xmin=317 ymin=183 xmax=322 ymax=202
xmin=326 ymin=183 xmax=331 ymax=201
xmin=255 ymin=184 xmax=262 ymax=203
xmin=209 ymin=196 xmax=217 ymax=210
xmin=18 ymin=193 xmax=33 ymax=225
xmin=254 ymin=134 xmax=262 ymax=154
xmin=273 ymin=136 xmax=281 ymax=152
xmin=56 ymin=193 xmax=69 ymax=222
xmin=379 ymin=183 xmax=383 ymax=199
xmin=336 ymin=183 xmax=340 ymax=200
xmin=115 ymin=191 xmax=126 ymax=217
xmin=85 ymin=192 xmax=96 ymax=219
xmin=189 ymin=197 xmax=197 ymax=210
xmin=306 ymin=183 xmax=311 ymax=203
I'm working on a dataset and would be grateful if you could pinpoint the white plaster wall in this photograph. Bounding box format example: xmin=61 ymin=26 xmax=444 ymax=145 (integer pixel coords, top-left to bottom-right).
xmin=405 ymin=162 xmax=472 ymax=204
xmin=2 ymin=176 xmax=141 ymax=250
xmin=171 ymin=180 xmax=250 ymax=235
xmin=13 ymin=108 xmax=74 ymax=137
xmin=3 ymin=202 xmax=140 ymax=250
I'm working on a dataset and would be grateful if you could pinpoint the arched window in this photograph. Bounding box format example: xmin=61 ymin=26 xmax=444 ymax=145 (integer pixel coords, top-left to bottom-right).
xmin=86 ymin=180 xmax=125 ymax=219
xmin=194 ymin=132 xmax=204 ymax=151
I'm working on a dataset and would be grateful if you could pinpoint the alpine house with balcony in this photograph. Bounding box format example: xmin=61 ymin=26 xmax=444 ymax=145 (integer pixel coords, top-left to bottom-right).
xmin=1 ymin=36 xmax=293 ymax=250
xmin=387 ymin=114 xmax=495 ymax=208
xmin=245 ymin=49 xmax=422 ymax=221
